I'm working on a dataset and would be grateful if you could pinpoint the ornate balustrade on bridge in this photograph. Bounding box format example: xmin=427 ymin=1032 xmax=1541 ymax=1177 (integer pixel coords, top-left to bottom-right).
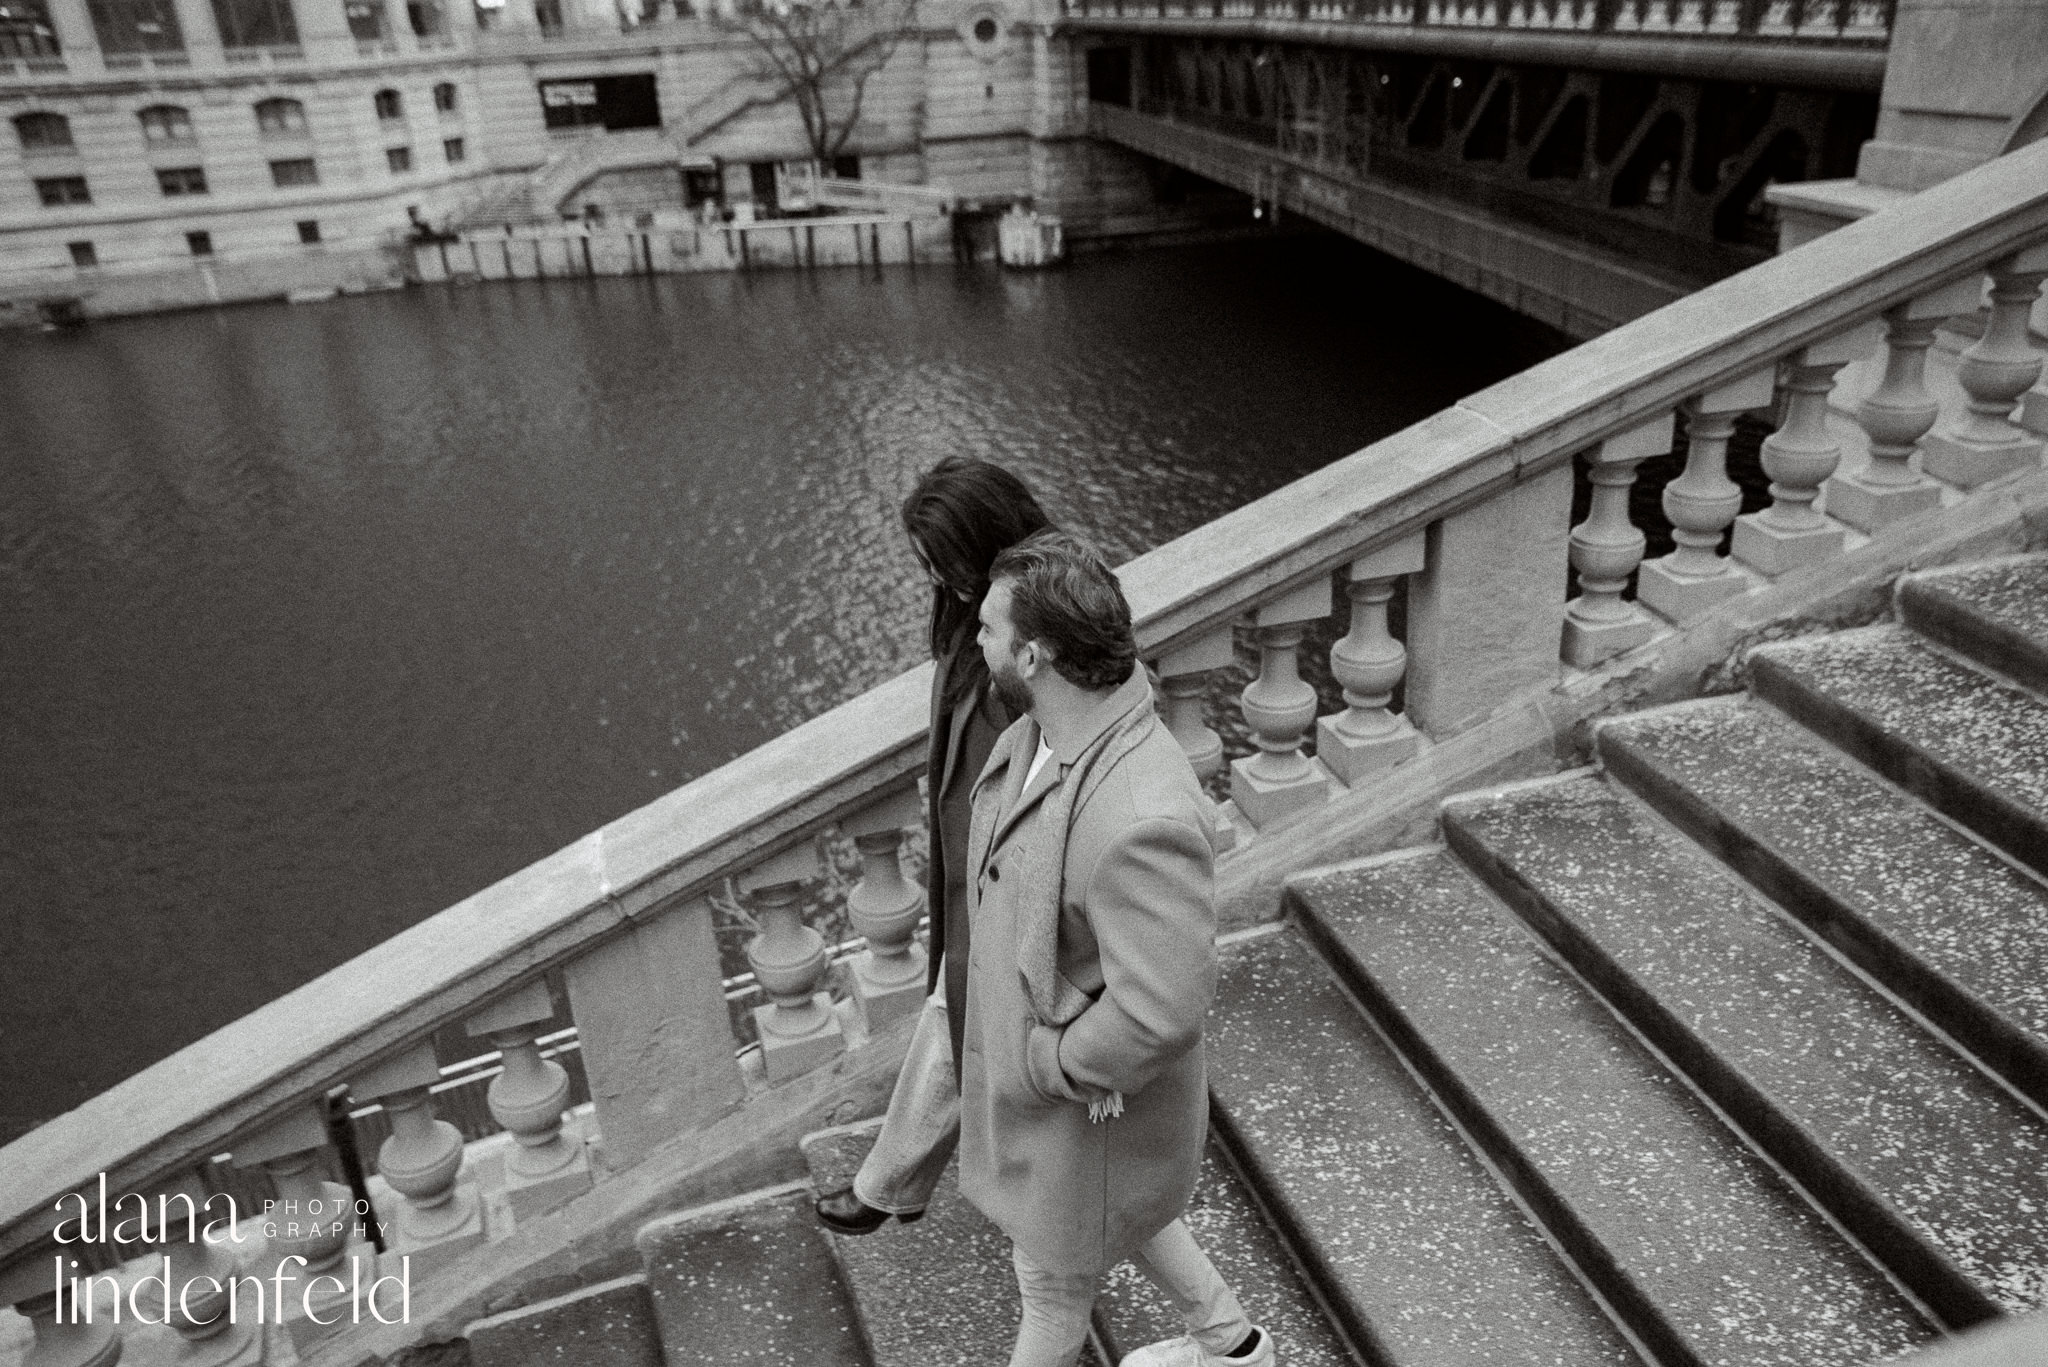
xmin=3 ymin=127 xmax=2047 ymax=1367
xmin=1061 ymin=0 xmax=1895 ymax=43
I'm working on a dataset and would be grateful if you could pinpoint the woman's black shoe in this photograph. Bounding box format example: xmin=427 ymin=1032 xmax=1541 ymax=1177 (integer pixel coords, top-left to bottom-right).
xmin=814 ymin=1189 xmax=925 ymax=1235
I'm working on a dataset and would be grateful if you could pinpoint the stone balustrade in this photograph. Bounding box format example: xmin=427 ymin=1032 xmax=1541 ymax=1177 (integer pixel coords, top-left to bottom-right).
xmin=4 ymin=129 xmax=2047 ymax=1367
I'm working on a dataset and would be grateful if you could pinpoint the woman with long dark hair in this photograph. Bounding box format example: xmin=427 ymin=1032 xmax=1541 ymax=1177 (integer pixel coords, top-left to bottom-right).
xmin=815 ymin=457 xmax=1053 ymax=1234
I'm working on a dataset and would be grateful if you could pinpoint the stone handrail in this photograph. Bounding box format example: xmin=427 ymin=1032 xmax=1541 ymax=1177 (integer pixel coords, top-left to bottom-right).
xmin=4 ymin=128 xmax=2046 ymax=1365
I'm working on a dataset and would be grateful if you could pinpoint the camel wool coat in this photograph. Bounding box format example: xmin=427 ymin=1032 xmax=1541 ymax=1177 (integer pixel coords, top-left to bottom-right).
xmin=955 ymin=665 xmax=1219 ymax=1274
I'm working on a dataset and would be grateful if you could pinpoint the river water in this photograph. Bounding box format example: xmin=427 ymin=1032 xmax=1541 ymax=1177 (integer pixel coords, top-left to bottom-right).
xmin=0 ymin=237 xmax=1563 ymax=1139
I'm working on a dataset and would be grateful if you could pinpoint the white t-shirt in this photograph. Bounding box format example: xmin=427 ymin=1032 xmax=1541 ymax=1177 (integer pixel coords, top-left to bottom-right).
xmin=1023 ymin=734 xmax=1055 ymax=792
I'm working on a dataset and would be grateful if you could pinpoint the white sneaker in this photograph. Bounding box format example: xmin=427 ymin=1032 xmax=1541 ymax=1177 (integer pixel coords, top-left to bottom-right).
xmin=1118 ymin=1324 xmax=1274 ymax=1367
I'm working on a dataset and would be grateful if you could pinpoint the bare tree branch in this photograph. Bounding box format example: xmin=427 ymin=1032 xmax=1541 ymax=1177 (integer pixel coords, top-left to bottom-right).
xmin=710 ymin=0 xmax=920 ymax=169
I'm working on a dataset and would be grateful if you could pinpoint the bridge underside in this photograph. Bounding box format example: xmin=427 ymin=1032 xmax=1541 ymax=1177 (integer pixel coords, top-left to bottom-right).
xmin=1074 ymin=28 xmax=1878 ymax=335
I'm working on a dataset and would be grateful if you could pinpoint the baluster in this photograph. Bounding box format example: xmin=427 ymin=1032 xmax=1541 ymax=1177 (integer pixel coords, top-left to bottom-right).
xmin=1921 ymin=249 xmax=2048 ymax=488
xmin=2 ymin=1240 xmax=120 ymax=1367
xmin=464 ymin=980 xmax=592 ymax=1222
xmin=1637 ymin=367 xmax=1775 ymax=623
xmin=1563 ymin=414 xmax=1672 ymax=667
xmin=159 ymin=1219 xmax=260 ymax=1367
xmin=1826 ymin=277 xmax=1980 ymax=530
xmin=1230 ymin=576 xmax=1336 ymax=829
xmin=1733 ymin=323 xmax=1879 ymax=574
xmin=842 ymin=786 xmax=928 ymax=1030
xmin=1153 ymin=627 xmax=1238 ymax=850
xmin=229 ymin=1100 xmax=371 ymax=1353
xmin=741 ymin=841 xmax=844 ymax=1082
xmin=353 ymin=1041 xmax=487 ymax=1277
xmin=1318 ymin=534 xmax=1425 ymax=781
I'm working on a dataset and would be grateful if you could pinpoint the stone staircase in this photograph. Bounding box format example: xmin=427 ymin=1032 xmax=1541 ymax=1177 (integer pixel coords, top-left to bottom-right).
xmin=462 ymin=553 xmax=2048 ymax=1367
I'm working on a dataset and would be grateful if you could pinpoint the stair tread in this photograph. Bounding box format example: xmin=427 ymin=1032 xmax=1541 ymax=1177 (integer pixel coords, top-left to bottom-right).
xmin=1293 ymin=850 xmax=1930 ymax=1367
xmin=1599 ymin=697 xmax=2048 ymax=1054
xmin=1751 ymin=625 xmax=2048 ymax=824
xmin=1207 ymin=928 xmax=1640 ymax=1367
xmin=1906 ymin=555 xmax=2048 ymax=667
xmin=636 ymin=1191 xmax=871 ymax=1367
xmin=1442 ymin=775 xmax=2048 ymax=1316
xmin=1094 ymin=1139 xmax=1355 ymax=1366
xmin=799 ymin=1130 xmax=1106 ymax=1367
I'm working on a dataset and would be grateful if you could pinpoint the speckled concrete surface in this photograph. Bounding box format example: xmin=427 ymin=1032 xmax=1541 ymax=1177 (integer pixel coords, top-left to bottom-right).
xmin=1600 ymin=698 xmax=2048 ymax=1064
xmin=636 ymin=1191 xmax=871 ymax=1366
xmin=465 ymin=1273 xmax=662 ymax=1367
xmin=798 ymin=1129 xmax=1108 ymax=1367
xmin=1295 ymin=850 xmax=1930 ymax=1367
xmin=1748 ymin=626 xmax=2048 ymax=851
xmin=1443 ymin=776 xmax=2048 ymax=1316
xmin=1902 ymin=556 xmax=2048 ymax=692
xmin=1093 ymin=1137 xmax=1353 ymax=1366
xmin=1204 ymin=927 xmax=1640 ymax=1367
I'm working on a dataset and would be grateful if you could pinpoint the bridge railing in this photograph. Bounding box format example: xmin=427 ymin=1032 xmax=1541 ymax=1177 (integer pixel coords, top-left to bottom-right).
xmin=1061 ymin=0 xmax=1895 ymax=41
xmin=4 ymin=134 xmax=2047 ymax=1367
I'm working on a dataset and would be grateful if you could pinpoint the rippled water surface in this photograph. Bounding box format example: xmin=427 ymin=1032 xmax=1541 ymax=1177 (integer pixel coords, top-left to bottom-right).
xmin=0 ymin=237 xmax=1562 ymax=1135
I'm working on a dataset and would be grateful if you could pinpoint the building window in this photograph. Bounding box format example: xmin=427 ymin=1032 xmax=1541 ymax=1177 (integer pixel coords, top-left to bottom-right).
xmin=373 ymin=87 xmax=402 ymax=120
xmin=442 ymin=135 xmax=465 ymax=163
xmin=187 ymin=229 xmax=212 ymax=255
xmin=385 ymin=145 xmax=411 ymax=172
xmin=296 ymin=218 xmax=320 ymax=244
xmin=156 ymin=165 xmax=208 ymax=195
xmin=432 ymin=81 xmax=457 ymax=113
xmin=0 ymin=0 xmax=62 ymax=58
xmin=138 ymin=104 xmax=196 ymax=145
xmin=538 ymin=73 xmax=658 ymax=131
xmin=13 ymin=111 xmax=73 ymax=151
xmin=269 ymin=156 xmax=317 ymax=186
xmin=405 ymin=0 xmax=443 ymax=35
xmin=254 ymin=97 xmax=308 ymax=136
xmin=343 ymin=0 xmax=384 ymax=39
xmin=68 ymin=240 xmax=97 ymax=266
xmin=210 ymin=0 xmax=297 ymax=48
xmin=84 ymin=0 xmax=184 ymax=53
xmin=35 ymin=175 xmax=91 ymax=206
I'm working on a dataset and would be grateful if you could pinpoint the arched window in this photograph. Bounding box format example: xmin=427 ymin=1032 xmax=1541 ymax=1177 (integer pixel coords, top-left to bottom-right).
xmin=138 ymin=104 xmax=195 ymax=145
xmin=13 ymin=111 xmax=73 ymax=151
xmin=373 ymin=88 xmax=402 ymax=120
xmin=432 ymin=81 xmax=457 ymax=113
xmin=253 ymin=96 xmax=308 ymax=136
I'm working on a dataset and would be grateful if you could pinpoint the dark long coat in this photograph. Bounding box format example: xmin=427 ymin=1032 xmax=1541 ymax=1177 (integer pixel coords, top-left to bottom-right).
xmin=955 ymin=667 xmax=1218 ymax=1273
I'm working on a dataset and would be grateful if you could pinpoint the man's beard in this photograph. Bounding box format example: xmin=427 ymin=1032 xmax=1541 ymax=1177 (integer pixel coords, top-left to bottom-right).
xmin=989 ymin=659 xmax=1034 ymax=716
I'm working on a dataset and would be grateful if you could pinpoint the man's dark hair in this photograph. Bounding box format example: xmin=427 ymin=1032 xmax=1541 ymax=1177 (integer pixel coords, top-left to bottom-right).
xmin=989 ymin=530 xmax=1137 ymax=692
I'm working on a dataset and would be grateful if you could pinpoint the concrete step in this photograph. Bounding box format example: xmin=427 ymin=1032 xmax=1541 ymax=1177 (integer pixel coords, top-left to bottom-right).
xmin=1747 ymin=625 xmax=2048 ymax=879
xmin=1441 ymin=775 xmax=2048 ymax=1327
xmin=1899 ymin=555 xmax=2048 ymax=695
xmin=797 ymin=1123 xmax=1109 ymax=1367
xmin=1598 ymin=696 xmax=2048 ymax=1111
xmin=1091 ymin=1137 xmax=1356 ymax=1367
xmin=1290 ymin=850 xmax=1932 ymax=1367
xmin=634 ymin=1187 xmax=871 ymax=1366
xmin=465 ymin=1271 xmax=663 ymax=1367
xmin=1206 ymin=926 xmax=1643 ymax=1367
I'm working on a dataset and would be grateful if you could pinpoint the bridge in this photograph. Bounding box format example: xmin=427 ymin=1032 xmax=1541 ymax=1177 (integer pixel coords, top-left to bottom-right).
xmin=1057 ymin=0 xmax=1891 ymax=334
xmin=7 ymin=5 xmax=2048 ymax=1366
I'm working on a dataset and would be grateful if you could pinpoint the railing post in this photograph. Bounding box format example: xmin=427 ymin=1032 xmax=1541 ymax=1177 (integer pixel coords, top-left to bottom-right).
xmin=1318 ymin=533 xmax=1425 ymax=782
xmin=1 ymin=1239 xmax=120 ymax=1367
xmin=464 ymin=979 xmax=592 ymax=1222
xmin=1637 ymin=367 xmax=1775 ymax=623
xmin=561 ymin=892 xmax=744 ymax=1172
xmin=1732 ymin=323 xmax=1879 ymax=575
xmin=1155 ymin=627 xmax=1235 ymax=785
xmin=841 ymin=786 xmax=928 ymax=1031
xmin=1563 ymin=413 xmax=1672 ymax=668
xmin=1230 ymin=577 xmax=1337 ymax=829
xmin=229 ymin=1100 xmax=372 ymax=1354
xmin=353 ymin=1040 xmax=487 ymax=1276
xmin=1921 ymin=249 xmax=2048 ymax=488
xmin=742 ymin=842 xmax=844 ymax=1082
xmin=157 ymin=1199 xmax=260 ymax=1367
xmin=1827 ymin=277 xmax=1980 ymax=531
xmin=1405 ymin=459 xmax=1573 ymax=737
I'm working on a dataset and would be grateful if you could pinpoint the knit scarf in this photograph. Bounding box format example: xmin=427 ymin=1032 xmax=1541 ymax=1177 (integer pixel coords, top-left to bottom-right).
xmin=995 ymin=696 xmax=1156 ymax=1122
